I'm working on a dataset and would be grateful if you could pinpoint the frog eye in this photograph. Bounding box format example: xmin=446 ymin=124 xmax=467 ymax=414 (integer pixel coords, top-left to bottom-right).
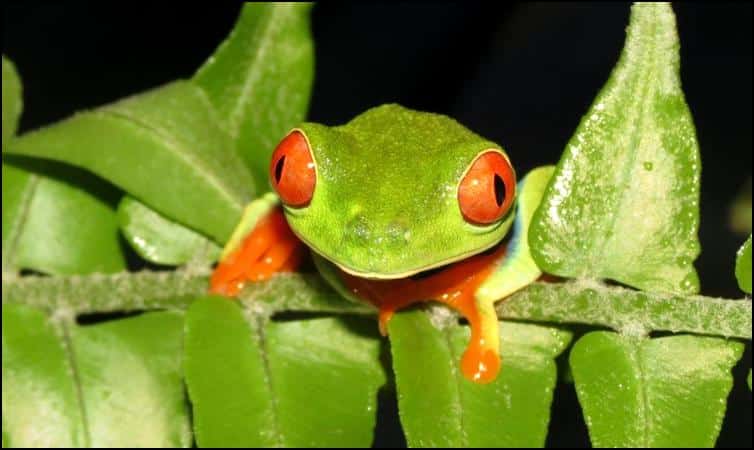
xmin=269 ymin=130 xmax=317 ymax=207
xmin=458 ymin=150 xmax=516 ymax=225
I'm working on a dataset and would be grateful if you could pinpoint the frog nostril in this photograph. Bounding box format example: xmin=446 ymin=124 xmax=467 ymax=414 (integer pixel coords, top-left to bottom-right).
xmin=386 ymin=221 xmax=411 ymax=244
xmin=346 ymin=215 xmax=371 ymax=242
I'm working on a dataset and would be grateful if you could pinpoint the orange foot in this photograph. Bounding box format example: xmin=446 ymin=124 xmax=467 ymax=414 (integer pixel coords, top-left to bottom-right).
xmin=210 ymin=207 xmax=306 ymax=296
xmin=341 ymin=245 xmax=507 ymax=384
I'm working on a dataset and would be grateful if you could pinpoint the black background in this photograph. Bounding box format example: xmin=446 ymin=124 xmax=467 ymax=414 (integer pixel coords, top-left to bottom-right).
xmin=3 ymin=3 xmax=751 ymax=447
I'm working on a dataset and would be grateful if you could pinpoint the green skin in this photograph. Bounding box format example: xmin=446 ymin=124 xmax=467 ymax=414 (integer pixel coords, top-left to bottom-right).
xmin=224 ymin=104 xmax=553 ymax=305
xmin=288 ymin=104 xmax=515 ymax=279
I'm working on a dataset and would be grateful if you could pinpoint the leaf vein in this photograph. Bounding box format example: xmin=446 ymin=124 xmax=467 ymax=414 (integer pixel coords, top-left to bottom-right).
xmin=58 ymin=319 xmax=91 ymax=447
xmin=227 ymin=6 xmax=279 ymax=135
xmin=2 ymin=171 xmax=40 ymax=274
xmin=95 ymin=109 xmax=244 ymax=212
xmin=251 ymin=316 xmax=284 ymax=447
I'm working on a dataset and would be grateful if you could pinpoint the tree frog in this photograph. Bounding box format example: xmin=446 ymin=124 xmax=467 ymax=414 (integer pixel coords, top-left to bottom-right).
xmin=210 ymin=104 xmax=553 ymax=384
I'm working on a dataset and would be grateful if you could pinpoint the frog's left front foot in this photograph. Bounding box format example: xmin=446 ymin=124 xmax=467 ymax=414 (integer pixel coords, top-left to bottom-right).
xmin=342 ymin=245 xmax=507 ymax=384
xmin=210 ymin=207 xmax=306 ymax=296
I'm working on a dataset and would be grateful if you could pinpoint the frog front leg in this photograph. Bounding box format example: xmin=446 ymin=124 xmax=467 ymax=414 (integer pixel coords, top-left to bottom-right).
xmin=209 ymin=193 xmax=307 ymax=296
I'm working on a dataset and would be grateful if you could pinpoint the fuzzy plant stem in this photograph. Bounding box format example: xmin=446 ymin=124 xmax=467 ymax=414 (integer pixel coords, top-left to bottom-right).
xmin=2 ymin=271 xmax=750 ymax=339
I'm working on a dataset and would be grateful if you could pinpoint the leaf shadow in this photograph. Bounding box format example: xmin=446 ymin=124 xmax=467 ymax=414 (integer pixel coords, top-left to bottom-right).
xmin=3 ymin=154 xmax=122 ymax=208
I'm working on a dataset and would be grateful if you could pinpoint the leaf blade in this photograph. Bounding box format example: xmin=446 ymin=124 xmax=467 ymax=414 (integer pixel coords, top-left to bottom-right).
xmin=2 ymin=305 xmax=87 ymax=447
xmin=266 ymin=316 xmax=386 ymax=447
xmin=530 ymin=3 xmax=701 ymax=293
xmin=2 ymin=306 xmax=191 ymax=448
xmin=3 ymin=55 xmax=125 ymax=277
xmin=735 ymin=235 xmax=751 ymax=294
xmin=72 ymin=311 xmax=190 ymax=447
xmin=570 ymin=331 xmax=744 ymax=447
xmin=389 ymin=309 xmax=572 ymax=447
xmin=3 ymin=158 xmax=126 ymax=276
xmin=194 ymin=3 xmax=315 ymax=192
xmin=184 ymin=296 xmax=277 ymax=447
xmin=6 ymin=81 xmax=254 ymax=243
xmin=2 ymin=56 xmax=22 ymax=152
xmin=184 ymin=296 xmax=384 ymax=447
xmin=118 ymin=196 xmax=220 ymax=266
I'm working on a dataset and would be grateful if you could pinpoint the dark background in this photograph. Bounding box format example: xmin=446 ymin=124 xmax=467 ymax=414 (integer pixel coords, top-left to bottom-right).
xmin=3 ymin=2 xmax=751 ymax=448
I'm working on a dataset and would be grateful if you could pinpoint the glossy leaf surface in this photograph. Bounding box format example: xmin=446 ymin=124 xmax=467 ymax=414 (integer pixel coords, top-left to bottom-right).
xmin=2 ymin=55 xmax=125 ymax=276
xmin=2 ymin=56 xmax=22 ymax=152
xmin=530 ymin=3 xmax=701 ymax=294
xmin=2 ymin=307 xmax=189 ymax=447
xmin=389 ymin=309 xmax=571 ymax=447
xmin=735 ymin=235 xmax=751 ymax=294
xmin=570 ymin=331 xmax=743 ymax=447
xmin=2 ymin=305 xmax=85 ymax=447
xmin=118 ymin=195 xmax=220 ymax=266
xmin=6 ymin=81 xmax=254 ymax=243
xmin=194 ymin=3 xmax=315 ymax=193
xmin=184 ymin=296 xmax=384 ymax=447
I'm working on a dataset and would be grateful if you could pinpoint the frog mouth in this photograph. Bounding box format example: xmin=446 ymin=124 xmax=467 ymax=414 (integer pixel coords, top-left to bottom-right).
xmin=319 ymin=238 xmax=505 ymax=281
xmin=289 ymin=213 xmax=512 ymax=281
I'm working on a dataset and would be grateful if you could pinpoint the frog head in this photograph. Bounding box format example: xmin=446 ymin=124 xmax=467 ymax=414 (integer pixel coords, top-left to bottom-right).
xmin=269 ymin=104 xmax=516 ymax=279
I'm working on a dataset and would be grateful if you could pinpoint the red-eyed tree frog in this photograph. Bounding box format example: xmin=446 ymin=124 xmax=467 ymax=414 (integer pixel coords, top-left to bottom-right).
xmin=210 ymin=104 xmax=554 ymax=384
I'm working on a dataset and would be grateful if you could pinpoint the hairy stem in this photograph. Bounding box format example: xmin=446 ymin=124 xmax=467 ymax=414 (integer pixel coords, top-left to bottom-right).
xmin=2 ymin=271 xmax=750 ymax=339
xmin=497 ymin=281 xmax=751 ymax=339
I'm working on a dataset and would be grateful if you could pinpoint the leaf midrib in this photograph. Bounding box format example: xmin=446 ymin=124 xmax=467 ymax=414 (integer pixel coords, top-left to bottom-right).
xmin=629 ymin=341 xmax=650 ymax=447
xmin=444 ymin=330 xmax=469 ymax=447
xmin=593 ymin=12 xmax=659 ymax=273
xmin=2 ymin=171 xmax=39 ymax=273
xmin=250 ymin=315 xmax=284 ymax=447
xmin=227 ymin=5 xmax=279 ymax=136
xmin=95 ymin=109 xmax=245 ymax=214
xmin=58 ymin=320 xmax=91 ymax=447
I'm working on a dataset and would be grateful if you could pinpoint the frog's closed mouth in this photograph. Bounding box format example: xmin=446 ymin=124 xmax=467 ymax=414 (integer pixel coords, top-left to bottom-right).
xmin=295 ymin=223 xmax=512 ymax=281
xmin=210 ymin=104 xmax=554 ymax=384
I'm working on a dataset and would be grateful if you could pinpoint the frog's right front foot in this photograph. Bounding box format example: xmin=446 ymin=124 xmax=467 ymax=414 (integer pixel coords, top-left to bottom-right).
xmin=210 ymin=207 xmax=306 ymax=296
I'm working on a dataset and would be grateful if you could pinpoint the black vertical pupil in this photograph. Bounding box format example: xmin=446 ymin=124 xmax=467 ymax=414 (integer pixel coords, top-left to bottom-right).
xmin=494 ymin=174 xmax=506 ymax=207
xmin=274 ymin=155 xmax=286 ymax=184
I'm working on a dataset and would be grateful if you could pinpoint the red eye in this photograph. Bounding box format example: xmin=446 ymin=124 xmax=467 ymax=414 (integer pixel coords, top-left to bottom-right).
xmin=458 ymin=151 xmax=516 ymax=225
xmin=269 ymin=130 xmax=316 ymax=207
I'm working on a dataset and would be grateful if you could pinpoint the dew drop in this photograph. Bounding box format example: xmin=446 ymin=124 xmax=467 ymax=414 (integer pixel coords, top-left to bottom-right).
xmin=643 ymin=161 xmax=654 ymax=171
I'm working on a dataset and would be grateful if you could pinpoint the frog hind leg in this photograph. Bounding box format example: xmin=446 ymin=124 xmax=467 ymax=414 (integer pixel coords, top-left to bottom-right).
xmin=210 ymin=194 xmax=306 ymax=296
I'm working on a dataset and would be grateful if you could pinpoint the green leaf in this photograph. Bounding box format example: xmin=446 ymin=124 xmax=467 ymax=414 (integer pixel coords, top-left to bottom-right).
xmin=194 ymin=3 xmax=314 ymax=192
xmin=118 ymin=196 xmax=221 ymax=266
xmin=184 ymin=296 xmax=384 ymax=447
xmin=264 ymin=316 xmax=385 ymax=446
xmin=389 ymin=309 xmax=571 ymax=447
xmin=735 ymin=235 xmax=751 ymax=294
xmin=2 ymin=158 xmax=126 ymax=276
xmin=2 ymin=57 xmax=122 ymax=276
xmin=570 ymin=331 xmax=744 ymax=447
xmin=2 ymin=56 xmax=22 ymax=152
xmin=6 ymin=81 xmax=254 ymax=243
xmin=2 ymin=306 xmax=189 ymax=447
xmin=71 ymin=311 xmax=190 ymax=447
xmin=2 ymin=305 xmax=86 ymax=447
xmin=530 ymin=2 xmax=701 ymax=294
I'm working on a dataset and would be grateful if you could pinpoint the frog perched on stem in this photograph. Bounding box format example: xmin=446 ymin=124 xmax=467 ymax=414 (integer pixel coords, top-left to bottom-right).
xmin=211 ymin=104 xmax=553 ymax=383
